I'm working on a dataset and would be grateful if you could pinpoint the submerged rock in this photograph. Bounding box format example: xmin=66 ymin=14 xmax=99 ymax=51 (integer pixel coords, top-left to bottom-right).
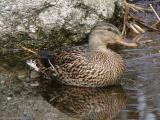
xmin=0 ymin=0 xmax=123 ymax=49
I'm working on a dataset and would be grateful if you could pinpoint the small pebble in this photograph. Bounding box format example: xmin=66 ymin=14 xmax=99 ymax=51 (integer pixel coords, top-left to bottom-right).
xmin=30 ymin=81 xmax=39 ymax=87
xmin=7 ymin=97 xmax=12 ymax=100
xmin=29 ymin=25 xmax=36 ymax=33
xmin=1 ymin=80 xmax=5 ymax=84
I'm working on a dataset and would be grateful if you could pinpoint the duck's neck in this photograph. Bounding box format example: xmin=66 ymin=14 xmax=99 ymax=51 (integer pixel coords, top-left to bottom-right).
xmin=89 ymin=36 xmax=108 ymax=52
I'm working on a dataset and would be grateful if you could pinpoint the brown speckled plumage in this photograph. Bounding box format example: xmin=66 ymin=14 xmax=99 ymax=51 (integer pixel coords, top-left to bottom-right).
xmin=27 ymin=23 xmax=137 ymax=87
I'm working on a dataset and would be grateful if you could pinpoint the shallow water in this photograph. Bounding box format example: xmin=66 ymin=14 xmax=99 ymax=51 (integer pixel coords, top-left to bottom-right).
xmin=0 ymin=31 xmax=160 ymax=120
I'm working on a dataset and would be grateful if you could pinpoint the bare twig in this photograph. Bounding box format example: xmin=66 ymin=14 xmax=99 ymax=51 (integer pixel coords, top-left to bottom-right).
xmin=128 ymin=13 xmax=160 ymax=33
xmin=137 ymin=21 xmax=160 ymax=33
xmin=128 ymin=23 xmax=140 ymax=34
xmin=122 ymin=18 xmax=126 ymax=36
xmin=18 ymin=44 xmax=38 ymax=55
xmin=132 ymin=34 xmax=144 ymax=42
xmin=151 ymin=21 xmax=160 ymax=27
xmin=149 ymin=4 xmax=160 ymax=21
xmin=122 ymin=13 xmax=128 ymax=36
xmin=132 ymin=23 xmax=145 ymax=33
xmin=123 ymin=1 xmax=160 ymax=35
xmin=124 ymin=2 xmax=152 ymax=12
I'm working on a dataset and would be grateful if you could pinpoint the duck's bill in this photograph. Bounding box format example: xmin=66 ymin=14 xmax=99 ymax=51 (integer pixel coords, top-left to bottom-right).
xmin=116 ymin=37 xmax=138 ymax=48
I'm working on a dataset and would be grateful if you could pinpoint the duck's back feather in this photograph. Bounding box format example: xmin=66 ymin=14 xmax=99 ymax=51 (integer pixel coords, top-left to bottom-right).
xmin=35 ymin=45 xmax=124 ymax=87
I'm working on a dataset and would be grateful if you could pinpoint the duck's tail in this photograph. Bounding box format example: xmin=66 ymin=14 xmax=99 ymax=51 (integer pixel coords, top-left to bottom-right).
xmin=26 ymin=60 xmax=40 ymax=71
xmin=26 ymin=50 xmax=54 ymax=71
xmin=26 ymin=50 xmax=58 ymax=80
xmin=39 ymin=50 xmax=54 ymax=68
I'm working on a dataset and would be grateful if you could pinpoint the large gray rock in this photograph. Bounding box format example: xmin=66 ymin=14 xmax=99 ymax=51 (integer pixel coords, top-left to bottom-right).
xmin=0 ymin=0 xmax=123 ymax=49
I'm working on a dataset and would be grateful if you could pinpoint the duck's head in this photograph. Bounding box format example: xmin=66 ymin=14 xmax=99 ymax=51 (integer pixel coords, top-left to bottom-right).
xmin=89 ymin=23 xmax=137 ymax=51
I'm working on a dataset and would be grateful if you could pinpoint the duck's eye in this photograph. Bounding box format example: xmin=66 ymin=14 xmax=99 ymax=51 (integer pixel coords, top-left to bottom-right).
xmin=107 ymin=28 xmax=112 ymax=31
xmin=107 ymin=28 xmax=120 ymax=35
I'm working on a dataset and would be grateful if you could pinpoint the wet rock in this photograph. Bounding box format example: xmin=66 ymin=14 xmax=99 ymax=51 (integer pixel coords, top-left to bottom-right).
xmin=0 ymin=0 xmax=123 ymax=49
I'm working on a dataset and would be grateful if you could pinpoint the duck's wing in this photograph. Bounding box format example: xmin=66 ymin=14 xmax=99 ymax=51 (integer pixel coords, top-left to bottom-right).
xmin=41 ymin=50 xmax=88 ymax=79
xmin=29 ymin=48 xmax=93 ymax=80
xmin=39 ymin=44 xmax=89 ymax=67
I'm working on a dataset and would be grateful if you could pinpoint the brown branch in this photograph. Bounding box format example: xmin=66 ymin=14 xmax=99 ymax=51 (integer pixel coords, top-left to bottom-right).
xmin=18 ymin=44 xmax=38 ymax=55
xmin=132 ymin=23 xmax=145 ymax=33
xmin=129 ymin=13 xmax=160 ymax=33
xmin=124 ymin=2 xmax=152 ymax=12
xmin=128 ymin=23 xmax=140 ymax=34
xmin=137 ymin=21 xmax=160 ymax=33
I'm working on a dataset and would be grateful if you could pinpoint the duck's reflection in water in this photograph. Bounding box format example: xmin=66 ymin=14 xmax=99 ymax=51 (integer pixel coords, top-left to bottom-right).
xmin=37 ymin=80 xmax=127 ymax=120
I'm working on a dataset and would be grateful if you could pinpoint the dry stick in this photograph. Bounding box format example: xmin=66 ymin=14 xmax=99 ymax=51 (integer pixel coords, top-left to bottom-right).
xmin=122 ymin=18 xmax=126 ymax=36
xmin=129 ymin=13 xmax=160 ymax=33
xmin=122 ymin=12 xmax=128 ymax=36
xmin=151 ymin=21 xmax=160 ymax=27
xmin=123 ymin=1 xmax=146 ymax=34
xmin=149 ymin=4 xmax=160 ymax=21
xmin=132 ymin=23 xmax=145 ymax=33
xmin=137 ymin=21 xmax=160 ymax=33
xmin=125 ymin=2 xmax=152 ymax=12
xmin=149 ymin=4 xmax=160 ymax=27
xmin=124 ymin=2 xmax=160 ymax=33
xmin=132 ymin=34 xmax=144 ymax=42
xmin=122 ymin=0 xmax=129 ymax=36
xmin=19 ymin=45 xmax=38 ymax=55
xmin=128 ymin=23 xmax=140 ymax=34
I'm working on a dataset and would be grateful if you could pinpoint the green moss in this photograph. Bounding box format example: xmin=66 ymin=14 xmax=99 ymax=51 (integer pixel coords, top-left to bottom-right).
xmin=109 ymin=1 xmax=123 ymax=27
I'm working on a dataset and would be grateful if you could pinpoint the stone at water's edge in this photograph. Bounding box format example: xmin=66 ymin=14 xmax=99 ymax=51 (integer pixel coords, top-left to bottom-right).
xmin=0 ymin=0 xmax=123 ymax=49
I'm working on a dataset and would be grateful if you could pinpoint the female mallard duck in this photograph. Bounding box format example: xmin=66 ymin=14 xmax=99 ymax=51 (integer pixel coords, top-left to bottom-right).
xmin=27 ymin=23 xmax=137 ymax=87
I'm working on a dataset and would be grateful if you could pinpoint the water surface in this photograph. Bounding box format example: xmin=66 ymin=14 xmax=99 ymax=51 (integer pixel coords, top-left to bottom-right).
xmin=0 ymin=31 xmax=160 ymax=120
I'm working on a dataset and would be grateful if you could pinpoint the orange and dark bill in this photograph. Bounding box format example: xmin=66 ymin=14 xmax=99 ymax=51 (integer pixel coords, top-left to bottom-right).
xmin=115 ymin=36 xmax=137 ymax=48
